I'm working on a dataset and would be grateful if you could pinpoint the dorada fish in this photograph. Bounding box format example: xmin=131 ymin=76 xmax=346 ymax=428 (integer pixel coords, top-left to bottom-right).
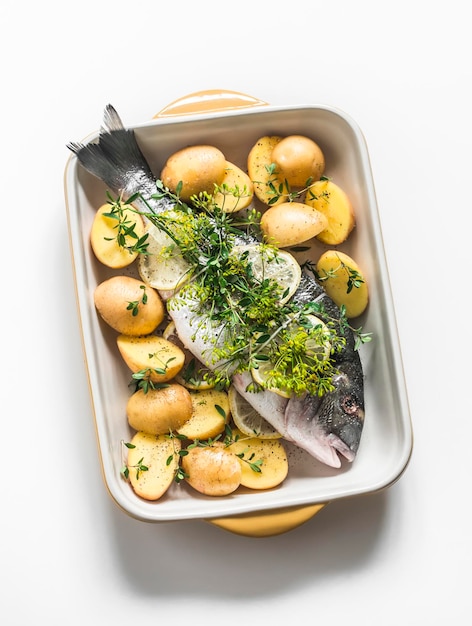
xmin=68 ymin=105 xmax=366 ymax=469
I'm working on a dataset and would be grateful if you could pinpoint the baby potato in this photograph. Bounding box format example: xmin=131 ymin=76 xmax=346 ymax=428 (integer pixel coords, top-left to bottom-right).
xmin=212 ymin=161 xmax=254 ymax=213
xmin=177 ymin=388 xmax=230 ymax=440
xmin=126 ymin=384 xmax=193 ymax=435
xmin=90 ymin=203 xmax=145 ymax=268
xmin=316 ymin=250 xmax=369 ymax=318
xmin=117 ymin=334 xmax=185 ymax=382
xmin=160 ymin=145 xmax=227 ymax=202
xmin=227 ymin=430 xmax=288 ymax=490
xmin=305 ymin=179 xmax=355 ymax=245
xmin=247 ymin=135 xmax=289 ymax=205
xmin=94 ymin=276 xmax=165 ymax=336
xmin=127 ymin=431 xmax=180 ymax=501
xmin=260 ymin=201 xmax=328 ymax=247
xmin=181 ymin=442 xmax=242 ymax=496
xmin=271 ymin=135 xmax=325 ymax=187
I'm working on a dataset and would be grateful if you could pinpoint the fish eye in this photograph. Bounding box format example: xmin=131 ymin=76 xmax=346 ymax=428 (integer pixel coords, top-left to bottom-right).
xmin=341 ymin=394 xmax=359 ymax=415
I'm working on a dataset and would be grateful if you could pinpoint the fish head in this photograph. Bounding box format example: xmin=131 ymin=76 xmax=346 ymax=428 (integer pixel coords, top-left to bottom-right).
xmin=284 ymin=356 xmax=364 ymax=467
xmin=317 ymin=358 xmax=365 ymax=462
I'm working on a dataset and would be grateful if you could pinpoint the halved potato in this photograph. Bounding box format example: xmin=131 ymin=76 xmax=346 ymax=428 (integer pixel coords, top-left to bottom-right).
xmin=117 ymin=334 xmax=185 ymax=382
xmin=247 ymin=135 xmax=289 ymax=205
xmin=90 ymin=203 xmax=145 ymax=268
xmin=126 ymin=431 xmax=180 ymax=501
xmin=316 ymin=250 xmax=369 ymax=318
xmin=305 ymin=179 xmax=355 ymax=245
xmin=227 ymin=429 xmax=288 ymax=490
xmin=212 ymin=161 xmax=254 ymax=212
xmin=177 ymin=388 xmax=230 ymax=440
xmin=260 ymin=201 xmax=328 ymax=247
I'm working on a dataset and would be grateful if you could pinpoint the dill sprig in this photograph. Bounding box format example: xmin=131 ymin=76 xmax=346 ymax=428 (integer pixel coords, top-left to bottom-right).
xmin=114 ymin=179 xmax=365 ymax=396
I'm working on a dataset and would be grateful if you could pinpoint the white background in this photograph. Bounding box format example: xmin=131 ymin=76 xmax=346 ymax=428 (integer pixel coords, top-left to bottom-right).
xmin=2 ymin=1 xmax=470 ymax=624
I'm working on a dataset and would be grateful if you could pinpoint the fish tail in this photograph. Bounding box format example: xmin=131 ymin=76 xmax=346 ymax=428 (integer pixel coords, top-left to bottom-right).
xmin=67 ymin=105 xmax=157 ymax=201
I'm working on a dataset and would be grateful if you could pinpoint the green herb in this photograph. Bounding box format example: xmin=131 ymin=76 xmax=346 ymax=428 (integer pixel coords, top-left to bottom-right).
xmin=120 ymin=442 xmax=149 ymax=481
xmin=316 ymin=259 xmax=365 ymax=294
xmin=182 ymin=429 xmax=265 ymax=474
xmin=301 ymin=258 xmax=372 ymax=350
xmin=126 ymin=284 xmax=148 ymax=317
xmin=103 ymin=192 xmax=149 ymax=254
xmin=262 ymin=165 xmax=330 ymax=205
xmin=131 ymin=364 xmax=173 ymax=394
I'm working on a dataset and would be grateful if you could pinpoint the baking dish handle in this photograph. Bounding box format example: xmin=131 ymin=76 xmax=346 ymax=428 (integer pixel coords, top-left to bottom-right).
xmin=154 ymin=89 xmax=328 ymax=536
xmin=153 ymin=89 xmax=268 ymax=117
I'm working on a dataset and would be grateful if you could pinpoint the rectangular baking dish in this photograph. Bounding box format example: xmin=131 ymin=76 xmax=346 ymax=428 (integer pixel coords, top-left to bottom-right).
xmin=64 ymin=91 xmax=413 ymax=533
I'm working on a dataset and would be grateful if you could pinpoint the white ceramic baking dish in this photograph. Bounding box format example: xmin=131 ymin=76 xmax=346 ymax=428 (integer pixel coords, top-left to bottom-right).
xmin=64 ymin=90 xmax=413 ymax=536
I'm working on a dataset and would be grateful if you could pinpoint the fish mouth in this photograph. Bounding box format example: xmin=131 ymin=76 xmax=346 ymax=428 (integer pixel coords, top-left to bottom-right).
xmin=328 ymin=431 xmax=358 ymax=463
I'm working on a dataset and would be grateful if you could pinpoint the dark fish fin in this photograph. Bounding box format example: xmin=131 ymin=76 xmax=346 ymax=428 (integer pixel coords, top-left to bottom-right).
xmin=66 ymin=104 xmax=156 ymax=196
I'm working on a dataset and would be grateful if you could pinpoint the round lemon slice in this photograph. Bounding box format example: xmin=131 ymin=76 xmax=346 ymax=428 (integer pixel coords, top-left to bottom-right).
xmin=250 ymin=314 xmax=331 ymax=397
xmin=231 ymin=243 xmax=301 ymax=304
xmin=138 ymin=223 xmax=193 ymax=292
xmin=228 ymin=385 xmax=281 ymax=439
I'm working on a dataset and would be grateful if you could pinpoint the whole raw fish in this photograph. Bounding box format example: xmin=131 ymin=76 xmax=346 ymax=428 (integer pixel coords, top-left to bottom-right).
xmin=68 ymin=105 xmax=365 ymax=469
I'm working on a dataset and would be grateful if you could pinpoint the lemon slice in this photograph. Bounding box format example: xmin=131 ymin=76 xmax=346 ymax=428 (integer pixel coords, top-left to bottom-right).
xmin=228 ymin=385 xmax=281 ymax=439
xmin=231 ymin=243 xmax=301 ymax=304
xmin=250 ymin=314 xmax=331 ymax=397
xmin=250 ymin=360 xmax=292 ymax=398
xmin=162 ymin=321 xmax=214 ymax=390
xmin=138 ymin=223 xmax=193 ymax=291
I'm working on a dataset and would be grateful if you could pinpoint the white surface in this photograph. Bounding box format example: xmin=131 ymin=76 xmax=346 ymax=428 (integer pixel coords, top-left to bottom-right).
xmin=2 ymin=1 xmax=469 ymax=624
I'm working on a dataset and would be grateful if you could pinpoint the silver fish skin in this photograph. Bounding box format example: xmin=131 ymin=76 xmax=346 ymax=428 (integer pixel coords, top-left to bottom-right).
xmin=68 ymin=105 xmax=365 ymax=469
xmin=67 ymin=105 xmax=174 ymax=215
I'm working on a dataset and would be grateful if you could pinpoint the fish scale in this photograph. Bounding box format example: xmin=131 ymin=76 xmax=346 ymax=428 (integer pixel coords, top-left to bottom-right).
xmin=68 ymin=105 xmax=365 ymax=469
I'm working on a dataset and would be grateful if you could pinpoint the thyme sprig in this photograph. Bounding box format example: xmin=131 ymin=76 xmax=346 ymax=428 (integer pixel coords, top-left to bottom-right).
xmin=130 ymin=359 xmax=176 ymax=394
xmin=262 ymin=164 xmax=330 ymax=205
xmin=300 ymin=258 xmax=372 ymax=349
xmin=102 ymin=191 xmax=149 ymax=254
xmin=183 ymin=425 xmax=264 ymax=474
xmin=126 ymin=284 xmax=148 ymax=316
xmin=120 ymin=442 xmax=148 ymax=480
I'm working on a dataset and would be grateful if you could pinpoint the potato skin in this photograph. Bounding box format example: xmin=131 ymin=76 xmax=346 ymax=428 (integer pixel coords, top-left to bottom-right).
xmin=271 ymin=135 xmax=325 ymax=187
xmin=316 ymin=250 xmax=369 ymax=318
xmin=90 ymin=204 xmax=145 ymax=268
xmin=126 ymin=384 xmax=193 ymax=435
xmin=260 ymin=201 xmax=328 ymax=247
xmin=94 ymin=276 xmax=165 ymax=335
xmin=117 ymin=335 xmax=186 ymax=382
xmin=161 ymin=145 xmax=226 ymax=202
xmin=181 ymin=443 xmax=242 ymax=496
